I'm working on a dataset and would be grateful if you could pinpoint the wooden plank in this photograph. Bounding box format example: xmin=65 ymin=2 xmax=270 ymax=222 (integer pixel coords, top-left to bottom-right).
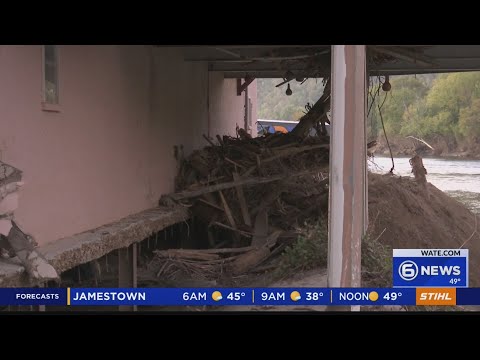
xmin=230 ymin=230 xmax=282 ymax=274
xmin=218 ymin=189 xmax=242 ymax=247
xmin=203 ymin=134 xmax=217 ymax=147
xmin=210 ymin=221 xmax=252 ymax=237
xmin=166 ymin=168 xmax=322 ymax=201
xmin=251 ymin=208 xmax=268 ymax=247
xmin=155 ymin=246 xmax=255 ymax=256
xmin=218 ymin=190 xmax=237 ymax=230
xmin=225 ymin=157 xmax=246 ymax=170
xmin=197 ymin=198 xmax=224 ymax=212
xmin=237 ymin=76 xmax=255 ymax=95
xmin=233 ymin=172 xmax=252 ymax=227
xmin=242 ymin=144 xmax=329 ymax=177
xmin=207 ymin=228 xmax=215 ymax=247
xmin=290 ymin=79 xmax=331 ymax=139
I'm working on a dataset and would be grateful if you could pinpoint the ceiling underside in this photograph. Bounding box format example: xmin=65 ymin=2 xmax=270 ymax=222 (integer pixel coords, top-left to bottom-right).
xmin=178 ymin=45 xmax=480 ymax=78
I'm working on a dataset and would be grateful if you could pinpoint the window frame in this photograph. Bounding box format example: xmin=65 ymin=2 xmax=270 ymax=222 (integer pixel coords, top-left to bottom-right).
xmin=41 ymin=45 xmax=60 ymax=112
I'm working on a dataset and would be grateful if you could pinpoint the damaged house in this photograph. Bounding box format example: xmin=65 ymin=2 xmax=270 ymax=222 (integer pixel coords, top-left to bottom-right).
xmin=0 ymin=45 xmax=257 ymax=292
xmin=2 ymin=45 xmax=480 ymax=312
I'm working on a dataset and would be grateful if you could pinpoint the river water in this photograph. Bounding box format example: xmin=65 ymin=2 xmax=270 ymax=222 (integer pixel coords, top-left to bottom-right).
xmin=370 ymin=156 xmax=480 ymax=214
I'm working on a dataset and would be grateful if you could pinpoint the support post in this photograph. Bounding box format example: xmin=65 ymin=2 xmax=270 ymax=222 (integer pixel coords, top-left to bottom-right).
xmin=118 ymin=243 xmax=137 ymax=311
xmin=327 ymin=45 xmax=367 ymax=311
xmin=237 ymin=76 xmax=255 ymax=96
xmin=244 ymin=84 xmax=249 ymax=130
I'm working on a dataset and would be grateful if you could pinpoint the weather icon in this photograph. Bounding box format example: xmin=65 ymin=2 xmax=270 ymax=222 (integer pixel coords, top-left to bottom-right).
xmin=369 ymin=291 xmax=379 ymax=302
xmin=212 ymin=291 xmax=223 ymax=301
xmin=290 ymin=291 xmax=301 ymax=301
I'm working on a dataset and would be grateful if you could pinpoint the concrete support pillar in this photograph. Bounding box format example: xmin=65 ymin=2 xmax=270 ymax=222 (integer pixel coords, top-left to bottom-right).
xmin=327 ymin=45 xmax=368 ymax=310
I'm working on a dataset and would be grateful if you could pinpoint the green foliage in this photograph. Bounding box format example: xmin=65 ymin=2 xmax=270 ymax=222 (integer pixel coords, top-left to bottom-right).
xmin=275 ymin=221 xmax=392 ymax=288
xmin=276 ymin=221 xmax=328 ymax=276
xmin=365 ymin=72 xmax=480 ymax=148
xmin=399 ymin=98 xmax=429 ymax=137
xmin=380 ymin=77 xmax=429 ymax=135
xmin=458 ymin=98 xmax=480 ymax=142
xmin=361 ymin=233 xmax=392 ymax=287
xmin=258 ymin=72 xmax=480 ymax=150
xmin=257 ymin=78 xmax=325 ymax=121
xmin=426 ymin=72 xmax=480 ymax=119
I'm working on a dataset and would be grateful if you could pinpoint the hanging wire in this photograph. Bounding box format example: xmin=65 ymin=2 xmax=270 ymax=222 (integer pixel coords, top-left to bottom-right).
xmin=377 ymin=91 xmax=395 ymax=174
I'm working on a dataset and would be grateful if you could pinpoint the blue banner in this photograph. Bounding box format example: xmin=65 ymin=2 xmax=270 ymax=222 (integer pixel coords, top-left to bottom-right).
xmin=330 ymin=288 xmax=416 ymax=306
xmin=68 ymin=287 xmax=417 ymax=306
xmin=455 ymin=288 xmax=480 ymax=305
xmin=2 ymin=287 xmax=480 ymax=306
xmin=69 ymin=288 xmax=332 ymax=306
xmin=393 ymin=249 xmax=468 ymax=287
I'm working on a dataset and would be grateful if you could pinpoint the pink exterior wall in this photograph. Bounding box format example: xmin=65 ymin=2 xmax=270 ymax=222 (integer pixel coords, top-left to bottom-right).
xmin=249 ymin=80 xmax=258 ymax=137
xmin=0 ymin=45 xmax=257 ymax=246
xmin=208 ymin=73 xmax=258 ymax=138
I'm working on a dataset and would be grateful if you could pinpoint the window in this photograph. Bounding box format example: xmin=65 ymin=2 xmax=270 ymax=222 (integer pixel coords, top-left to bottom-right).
xmin=43 ymin=45 xmax=58 ymax=105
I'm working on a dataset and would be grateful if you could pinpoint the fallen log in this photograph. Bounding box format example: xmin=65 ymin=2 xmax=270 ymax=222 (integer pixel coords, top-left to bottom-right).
xmin=229 ymin=230 xmax=282 ymax=274
xmin=289 ymin=78 xmax=331 ymax=139
xmin=229 ymin=246 xmax=271 ymax=275
xmin=251 ymin=208 xmax=268 ymax=247
xmin=233 ymin=172 xmax=252 ymax=227
xmin=242 ymin=144 xmax=329 ymax=177
xmin=154 ymin=246 xmax=255 ymax=256
xmin=210 ymin=221 xmax=253 ymax=237
xmin=162 ymin=168 xmax=325 ymax=202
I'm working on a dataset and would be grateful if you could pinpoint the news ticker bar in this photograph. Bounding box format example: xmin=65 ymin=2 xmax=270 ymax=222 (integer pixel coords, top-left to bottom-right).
xmin=4 ymin=287 xmax=480 ymax=306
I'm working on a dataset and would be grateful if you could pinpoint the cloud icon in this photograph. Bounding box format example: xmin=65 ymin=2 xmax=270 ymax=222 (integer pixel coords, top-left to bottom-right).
xmin=212 ymin=291 xmax=223 ymax=301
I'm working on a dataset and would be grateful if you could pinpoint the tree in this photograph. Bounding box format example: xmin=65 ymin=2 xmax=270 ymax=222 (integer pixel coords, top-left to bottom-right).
xmin=426 ymin=72 xmax=480 ymax=122
xmin=257 ymin=78 xmax=325 ymax=120
xmin=458 ymin=98 xmax=480 ymax=143
xmin=370 ymin=76 xmax=428 ymax=137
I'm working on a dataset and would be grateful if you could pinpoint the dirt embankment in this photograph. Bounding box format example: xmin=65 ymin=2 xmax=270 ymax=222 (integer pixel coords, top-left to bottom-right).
xmin=217 ymin=172 xmax=480 ymax=311
xmin=244 ymin=172 xmax=480 ymax=289
xmin=368 ymin=172 xmax=480 ymax=285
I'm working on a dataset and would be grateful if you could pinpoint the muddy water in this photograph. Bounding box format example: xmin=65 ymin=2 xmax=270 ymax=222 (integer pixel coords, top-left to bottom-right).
xmin=370 ymin=156 xmax=480 ymax=214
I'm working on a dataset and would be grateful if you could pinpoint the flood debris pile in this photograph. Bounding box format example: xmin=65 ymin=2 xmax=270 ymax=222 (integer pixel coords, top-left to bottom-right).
xmin=154 ymin=130 xmax=331 ymax=279
xmin=152 ymin=79 xmax=333 ymax=282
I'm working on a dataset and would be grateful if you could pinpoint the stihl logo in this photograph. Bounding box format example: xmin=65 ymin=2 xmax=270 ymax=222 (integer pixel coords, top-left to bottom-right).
xmin=419 ymin=292 xmax=453 ymax=301
xmin=416 ymin=288 xmax=456 ymax=305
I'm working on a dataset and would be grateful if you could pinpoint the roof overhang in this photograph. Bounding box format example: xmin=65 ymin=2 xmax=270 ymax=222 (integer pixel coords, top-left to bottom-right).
xmin=177 ymin=45 xmax=480 ymax=78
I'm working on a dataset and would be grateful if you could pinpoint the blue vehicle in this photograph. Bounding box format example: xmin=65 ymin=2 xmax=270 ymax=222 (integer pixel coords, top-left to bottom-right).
xmin=256 ymin=119 xmax=330 ymax=136
xmin=257 ymin=119 xmax=298 ymax=135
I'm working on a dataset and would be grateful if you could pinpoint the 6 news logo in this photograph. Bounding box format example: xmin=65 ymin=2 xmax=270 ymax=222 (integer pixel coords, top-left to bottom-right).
xmin=393 ymin=249 xmax=468 ymax=287
xmin=398 ymin=260 xmax=418 ymax=281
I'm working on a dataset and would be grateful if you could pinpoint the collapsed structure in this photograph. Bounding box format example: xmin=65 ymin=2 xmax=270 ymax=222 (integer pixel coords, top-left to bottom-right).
xmin=0 ymin=161 xmax=58 ymax=283
xmin=1 ymin=45 xmax=480 ymax=311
